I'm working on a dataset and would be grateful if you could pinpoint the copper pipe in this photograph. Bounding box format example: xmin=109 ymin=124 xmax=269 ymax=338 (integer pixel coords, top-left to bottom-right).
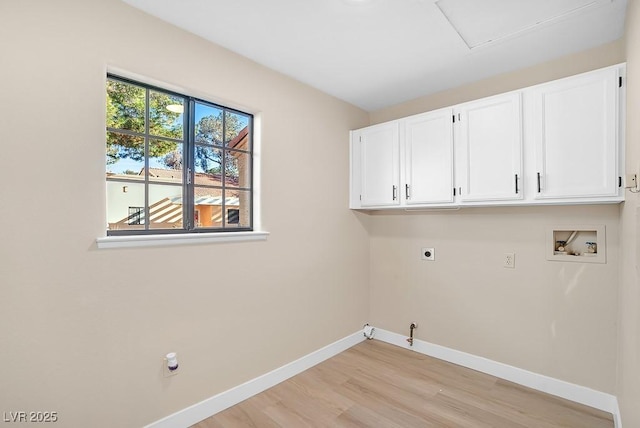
xmin=407 ymin=323 xmax=417 ymax=346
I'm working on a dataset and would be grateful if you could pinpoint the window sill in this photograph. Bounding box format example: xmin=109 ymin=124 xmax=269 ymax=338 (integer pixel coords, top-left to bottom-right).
xmin=96 ymin=231 xmax=269 ymax=249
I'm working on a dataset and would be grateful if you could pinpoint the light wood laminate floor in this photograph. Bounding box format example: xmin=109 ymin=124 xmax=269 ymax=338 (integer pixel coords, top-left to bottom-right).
xmin=192 ymin=340 xmax=613 ymax=428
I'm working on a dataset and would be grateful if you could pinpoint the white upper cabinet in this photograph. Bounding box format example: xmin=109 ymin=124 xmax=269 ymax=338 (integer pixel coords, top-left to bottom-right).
xmin=403 ymin=109 xmax=454 ymax=205
xmin=350 ymin=111 xmax=454 ymax=209
xmin=355 ymin=121 xmax=400 ymax=207
xmin=530 ymin=66 xmax=622 ymax=200
xmin=456 ymin=92 xmax=523 ymax=202
xmin=349 ymin=64 xmax=625 ymax=210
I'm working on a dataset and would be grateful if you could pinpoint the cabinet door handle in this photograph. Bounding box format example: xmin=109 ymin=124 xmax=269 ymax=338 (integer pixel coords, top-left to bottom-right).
xmin=515 ymin=174 xmax=519 ymax=194
xmin=405 ymin=184 xmax=410 ymax=200
xmin=537 ymin=172 xmax=541 ymax=193
xmin=392 ymin=185 xmax=397 ymax=201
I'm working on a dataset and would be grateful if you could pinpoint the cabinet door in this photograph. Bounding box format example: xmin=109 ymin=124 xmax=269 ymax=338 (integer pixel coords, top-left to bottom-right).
xmin=359 ymin=122 xmax=400 ymax=207
xmin=456 ymin=93 xmax=523 ymax=202
xmin=349 ymin=130 xmax=362 ymax=209
xmin=403 ymin=109 xmax=454 ymax=204
xmin=532 ymin=68 xmax=619 ymax=199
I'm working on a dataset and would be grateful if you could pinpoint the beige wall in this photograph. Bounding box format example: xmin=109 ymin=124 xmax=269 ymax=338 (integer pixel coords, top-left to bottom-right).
xmin=367 ymin=40 xmax=627 ymax=393
xmin=369 ymin=206 xmax=619 ymax=392
xmin=371 ymin=40 xmax=625 ymax=124
xmin=0 ymin=1 xmax=370 ymax=427
xmin=1 ymin=0 xmax=634 ymax=425
xmin=618 ymin=0 xmax=640 ymax=425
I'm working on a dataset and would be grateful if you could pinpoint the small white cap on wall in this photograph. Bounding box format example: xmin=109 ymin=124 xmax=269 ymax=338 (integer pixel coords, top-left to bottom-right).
xmin=166 ymin=352 xmax=179 ymax=371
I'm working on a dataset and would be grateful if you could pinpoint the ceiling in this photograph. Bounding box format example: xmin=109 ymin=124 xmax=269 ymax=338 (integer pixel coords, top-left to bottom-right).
xmin=121 ymin=0 xmax=627 ymax=112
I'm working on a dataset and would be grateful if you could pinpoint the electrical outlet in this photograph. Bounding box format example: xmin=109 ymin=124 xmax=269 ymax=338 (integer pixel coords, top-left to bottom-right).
xmin=504 ymin=253 xmax=515 ymax=269
xmin=421 ymin=247 xmax=435 ymax=261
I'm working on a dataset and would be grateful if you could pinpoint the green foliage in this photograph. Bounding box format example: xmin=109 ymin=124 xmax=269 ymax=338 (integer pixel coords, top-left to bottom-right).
xmin=163 ymin=150 xmax=183 ymax=170
xmin=149 ymin=91 xmax=184 ymax=139
xmin=195 ymin=115 xmax=223 ymax=146
xmin=194 ymin=111 xmax=244 ymax=180
xmin=106 ymin=132 xmax=144 ymax=164
xmin=106 ymin=79 xmax=184 ymax=165
xmin=105 ymin=79 xmax=246 ymax=184
xmin=106 ymin=80 xmax=145 ymax=132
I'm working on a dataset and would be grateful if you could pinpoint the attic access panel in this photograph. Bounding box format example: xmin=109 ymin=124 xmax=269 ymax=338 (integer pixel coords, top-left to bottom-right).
xmin=435 ymin=0 xmax=612 ymax=49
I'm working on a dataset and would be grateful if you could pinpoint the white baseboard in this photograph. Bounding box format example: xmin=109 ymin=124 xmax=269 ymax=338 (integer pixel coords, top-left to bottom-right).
xmin=145 ymin=327 xmax=621 ymax=428
xmin=373 ymin=328 xmax=622 ymax=428
xmin=145 ymin=331 xmax=366 ymax=428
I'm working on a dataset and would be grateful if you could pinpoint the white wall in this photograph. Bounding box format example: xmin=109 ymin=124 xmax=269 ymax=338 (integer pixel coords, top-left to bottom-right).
xmin=0 ymin=1 xmax=370 ymax=426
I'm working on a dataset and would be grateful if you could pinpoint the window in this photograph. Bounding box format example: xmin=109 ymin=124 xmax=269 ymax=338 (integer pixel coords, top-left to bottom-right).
xmin=227 ymin=209 xmax=240 ymax=224
xmin=106 ymin=75 xmax=253 ymax=235
xmin=127 ymin=206 xmax=144 ymax=225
